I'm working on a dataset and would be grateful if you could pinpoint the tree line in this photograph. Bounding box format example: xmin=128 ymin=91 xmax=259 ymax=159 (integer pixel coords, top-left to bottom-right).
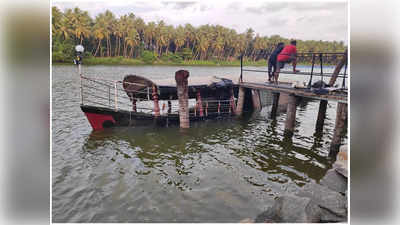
xmin=52 ymin=6 xmax=346 ymax=63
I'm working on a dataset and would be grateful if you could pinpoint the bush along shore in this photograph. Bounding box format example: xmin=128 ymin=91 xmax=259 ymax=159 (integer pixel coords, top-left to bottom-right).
xmin=52 ymin=52 xmax=334 ymax=67
xmin=53 ymin=56 xmax=268 ymax=67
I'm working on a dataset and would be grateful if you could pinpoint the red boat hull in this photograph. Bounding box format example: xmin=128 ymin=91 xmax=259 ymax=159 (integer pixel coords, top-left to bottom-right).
xmin=81 ymin=105 xmax=236 ymax=131
xmin=84 ymin=112 xmax=116 ymax=131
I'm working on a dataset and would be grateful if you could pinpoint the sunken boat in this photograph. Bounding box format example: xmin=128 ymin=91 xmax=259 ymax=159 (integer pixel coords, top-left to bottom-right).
xmin=72 ymin=45 xmax=261 ymax=131
xmin=80 ymin=72 xmax=242 ymax=130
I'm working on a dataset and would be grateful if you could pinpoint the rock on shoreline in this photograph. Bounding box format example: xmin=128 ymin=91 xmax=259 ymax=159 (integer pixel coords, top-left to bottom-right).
xmin=254 ymin=145 xmax=348 ymax=223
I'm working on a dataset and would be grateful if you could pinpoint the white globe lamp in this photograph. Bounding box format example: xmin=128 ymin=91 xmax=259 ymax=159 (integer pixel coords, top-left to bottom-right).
xmin=75 ymin=45 xmax=84 ymax=53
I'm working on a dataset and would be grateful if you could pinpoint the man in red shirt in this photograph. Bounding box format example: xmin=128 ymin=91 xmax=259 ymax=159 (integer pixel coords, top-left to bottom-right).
xmin=274 ymin=40 xmax=300 ymax=84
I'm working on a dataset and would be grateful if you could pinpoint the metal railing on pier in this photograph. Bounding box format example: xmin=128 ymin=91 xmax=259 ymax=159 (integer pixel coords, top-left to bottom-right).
xmin=239 ymin=52 xmax=348 ymax=89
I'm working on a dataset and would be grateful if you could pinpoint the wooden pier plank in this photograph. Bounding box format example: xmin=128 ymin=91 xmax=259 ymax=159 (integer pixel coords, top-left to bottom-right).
xmin=239 ymin=82 xmax=347 ymax=103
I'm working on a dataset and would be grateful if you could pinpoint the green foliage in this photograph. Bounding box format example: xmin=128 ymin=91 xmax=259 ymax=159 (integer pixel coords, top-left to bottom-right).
xmin=179 ymin=48 xmax=193 ymax=60
xmin=141 ymin=50 xmax=157 ymax=64
xmin=83 ymin=57 xmax=144 ymax=65
xmin=169 ymin=54 xmax=183 ymax=63
xmin=52 ymin=39 xmax=75 ymax=62
xmin=161 ymin=53 xmax=183 ymax=63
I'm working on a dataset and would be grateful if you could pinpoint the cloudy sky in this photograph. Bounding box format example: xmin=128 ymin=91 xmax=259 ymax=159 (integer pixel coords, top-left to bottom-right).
xmin=52 ymin=0 xmax=348 ymax=42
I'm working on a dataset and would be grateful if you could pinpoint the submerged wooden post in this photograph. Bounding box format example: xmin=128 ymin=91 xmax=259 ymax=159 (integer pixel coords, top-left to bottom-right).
xmin=230 ymin=89 xmax=236 ymax=115
xmin=235 ymin=87 xmax=245 ymax=116
xmin=167 ymin=100 xmax=172 ymax=114
xmin=270 ymin=92 xmax=280 ymax=118
xmin=196 ymin=90 xmax=204 ymax=117
xmin=251 ymin=89 xmax=261 ymax=110
xmin=284 ymin=94 xmax=298 ymax=136
xmin=175 ymin=70 xmax=190 ymax=128
xmin=152 ymin=85 xmax=160 ymax=117
xmin=330 ymin=102 xmax=347 ymax=153
xmin=315 ymin=100 xmax=328 ymax=132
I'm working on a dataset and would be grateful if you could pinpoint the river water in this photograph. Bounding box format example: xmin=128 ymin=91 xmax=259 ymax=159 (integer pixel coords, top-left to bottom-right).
xmin=52 ymin=65 xmax=347 ymax=222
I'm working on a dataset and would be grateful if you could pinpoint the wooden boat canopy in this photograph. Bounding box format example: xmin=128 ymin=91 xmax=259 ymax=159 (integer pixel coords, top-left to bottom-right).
xmin=122 ymin=74 xmax=239 ymax=100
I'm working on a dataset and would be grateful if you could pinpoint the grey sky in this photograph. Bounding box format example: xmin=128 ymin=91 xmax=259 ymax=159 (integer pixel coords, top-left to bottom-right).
xmin=52 ymin=0 xmax=348 ymax=42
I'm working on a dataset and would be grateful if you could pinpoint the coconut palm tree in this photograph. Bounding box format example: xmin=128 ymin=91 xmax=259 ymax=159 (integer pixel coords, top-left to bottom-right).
xmin=68 ymin=7 xmax=92 ymax=44
xmin=93 ymin=15 xmax=106 ymax=56
xmin=174 ymin=26 xmax=185 ymax=53
xmin=55 ymin=16 xmax=72 ymax=41
xmin=103 ymin=10 xmax=115 ymax=57
xmin=125 ymin=28 xmax=139 ymax=58
xmin=133 ymin=16 xmax=145 ymax=40
xmin=144 ymin=22 xmax=156 ymax=51
xmin=155 ymin=20 xmax=166 ymax=55
xmin=113 ymin=18 xmax=124 ymax=56
xmin=197 ymin=34 xmax=209 ymax=60
xmin=123 ymin=15 xmax=135 ymax=57
xmin=117 ymin=15 xmax=128 ymax=57
xmin=184 ymin=24 xmax=196 ymax=52
xmin=52 ymin=7 xmax=63 ymax=37
xmin=163 ymin=25 xmax=174 ymax=55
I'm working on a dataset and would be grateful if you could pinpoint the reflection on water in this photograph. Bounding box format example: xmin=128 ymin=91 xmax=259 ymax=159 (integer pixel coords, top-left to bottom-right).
xmin=52 ymin=65 xmax=346 ymax=222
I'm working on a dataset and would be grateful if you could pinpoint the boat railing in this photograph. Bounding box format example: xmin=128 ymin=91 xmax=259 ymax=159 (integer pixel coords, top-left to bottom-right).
xmin=80 ymin=75 xmax=237 ymax=116
xmin=239 ymin=52 xmax=348 ymax=89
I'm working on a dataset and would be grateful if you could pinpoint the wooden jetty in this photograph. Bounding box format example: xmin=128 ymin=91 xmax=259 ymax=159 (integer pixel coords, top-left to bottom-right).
xmin=235 ymin=52 xmax=348 ymax=154
xmin=161 ymin=52 xmax=348 ymax=154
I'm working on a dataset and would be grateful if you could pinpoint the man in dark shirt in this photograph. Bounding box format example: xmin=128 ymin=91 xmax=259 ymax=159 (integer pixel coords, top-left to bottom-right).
xmin=267 ymin=42 xmax=284 ymax=83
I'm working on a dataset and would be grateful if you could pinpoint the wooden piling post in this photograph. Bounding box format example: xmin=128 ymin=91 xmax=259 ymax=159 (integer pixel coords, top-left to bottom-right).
xmin=167 ymin=95 xmax=172 ymax=114
xmin=230 ymin=89 xmax=236 ymax=115
xmin=328 ymin=49 xmax=347 ymax=86
xmin=270 ymin=92 xmax=280 ymax=118
xmin=251 ymin=89 xmax=261 ymax=111
xmin=315 ymin=100 xmax=328 ymax=132
xmin=175 ymin=70 xmax=190 ymax=128
xmin=235 ymin=87 xmax=245 ymax=116
xmin=196 ymin=90 xmax=204 ymax=117
xmin=152 ymin=85 xmax=160 ymax=117
xmin=284 ymin=94 xmax=298 ymax=136
xmin=330 ymin=102 xmax=347 ymax=153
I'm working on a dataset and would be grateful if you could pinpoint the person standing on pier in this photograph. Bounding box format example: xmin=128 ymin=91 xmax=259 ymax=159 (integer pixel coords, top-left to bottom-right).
xmin=267 ymin=42 xmax=285 ymax=83
xmin=274 ymin=40 xmax=300 ymax=84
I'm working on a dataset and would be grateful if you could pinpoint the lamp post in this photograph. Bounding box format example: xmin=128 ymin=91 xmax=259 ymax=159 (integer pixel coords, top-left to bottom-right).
xmin=74 ymin=45 xmax=84 ymax=75
xmin=75 ymin=45 xmax=85 ymax=104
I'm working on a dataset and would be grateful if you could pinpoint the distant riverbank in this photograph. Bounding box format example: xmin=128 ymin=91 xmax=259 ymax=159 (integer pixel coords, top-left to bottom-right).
xmin=52 ymin=57 xmax=327 ymax=67
xmin=53 ymin=57 xmax=267 ymax=67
